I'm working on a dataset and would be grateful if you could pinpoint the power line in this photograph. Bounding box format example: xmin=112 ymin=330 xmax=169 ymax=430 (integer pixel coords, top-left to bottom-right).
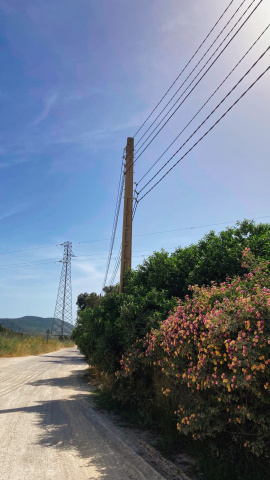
xmin=76 ymin=238 xmax=109 ymax=244
xmin=135 ymin=0 xmax=249 ymax=147
xmin=136 ymin=24 xmax=270 ymax=186
xmin=74 ymin=253 xmax=114 ymax=258
xmin=137 ymin=47 xmax=269 ymax=195
xmin=102 ymin=175 xmax=124 ymax=285
xmin=108 ymin=0 xmax=263 ymax=185
xmin=2 ymin=215 xmax=270 ymax=272
xmin=0 ymin=243 xmax=60 ymax=256
xmin=108 ymin=199 xmax=139 ymax=286
xmin=106 ymin=140 xmax=135 ymax=289
xmin=137 ymin=66 xmax=270 ymax=202
xmin=75 ymin=248 xmax=174 ymax=258
xmin=133 ymin=0 xmax=236 ymax=139
xmin=105 ymin=213 xmax=270 ymax=286
xmin=0 ymin=240 xmax=113 ymax=257
xmin=107 ymin=196 xmax=139 ymax=286
xmin=2 ymin=214 xmax=270 ymax=265
xmin=102 ymin=149 xmax=126 ymax=289
xmin=109 ymin=244 xmax=122 ymax=285
xmin=0 ymin=259 xmax=60 ymax=270
xmin=134 ymin=0 xmax=262 ymax=162
xmin=133 ymin=216 xmax=270 ymax=237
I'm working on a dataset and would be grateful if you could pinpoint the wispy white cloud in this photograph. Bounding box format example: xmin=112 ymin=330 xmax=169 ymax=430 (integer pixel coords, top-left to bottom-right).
xmin=64 ymin=87 xmax=105 ymax=102
xmin=0 ymin=157 xmax=28 ymax=169
xmin=72 ymin=260 xmax=104 ymax=278
xmin=31 ymin=92 xmax=58 ymax=126
xmin=159 ymin=14 xmax=191 ymax=32
xmin=0 ymin=202 xmax=30 ymax=222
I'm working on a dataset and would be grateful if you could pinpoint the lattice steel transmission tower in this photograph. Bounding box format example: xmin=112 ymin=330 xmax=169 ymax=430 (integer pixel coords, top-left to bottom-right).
xmin=51 ymin=241 xmax=74 ymax=336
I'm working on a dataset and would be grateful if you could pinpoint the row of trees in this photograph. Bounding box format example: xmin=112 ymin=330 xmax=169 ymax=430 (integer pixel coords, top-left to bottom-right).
xmin=73 ymin=220 xmax=270 ymax=478
xmin=74 ymin=220 xmax=270 ymax=372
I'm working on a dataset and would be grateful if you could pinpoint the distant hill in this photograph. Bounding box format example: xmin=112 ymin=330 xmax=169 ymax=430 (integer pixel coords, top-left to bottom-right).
xmin=0 ymin=316 xmax=73 ymax=335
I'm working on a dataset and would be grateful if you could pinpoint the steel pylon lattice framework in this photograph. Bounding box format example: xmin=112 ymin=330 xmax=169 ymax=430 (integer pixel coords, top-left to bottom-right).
xmin=51 ymin=241 xmax=74 ymax=336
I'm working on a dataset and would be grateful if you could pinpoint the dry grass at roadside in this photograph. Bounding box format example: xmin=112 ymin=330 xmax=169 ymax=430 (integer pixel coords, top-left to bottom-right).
xmin=0 ymin=333 xmax=75 ymax=357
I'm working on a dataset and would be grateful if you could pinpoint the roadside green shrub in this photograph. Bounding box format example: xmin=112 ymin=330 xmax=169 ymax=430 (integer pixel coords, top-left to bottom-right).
xmin=73 ymin=288 xmax=176 ymax=373
xmin=117 ymin=250 xmax=270 ymax=459
xmin=74 ymin=220 xmax=270 ymax=377
xmin=124 ymin=220 xmax=270 ymax=299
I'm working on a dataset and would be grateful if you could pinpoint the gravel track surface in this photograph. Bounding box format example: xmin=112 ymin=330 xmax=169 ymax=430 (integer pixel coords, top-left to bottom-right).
xmin=0 ymin=348 xmax=169 ymax=480
xmin=0 ymin=347 xmax=191 ymax=480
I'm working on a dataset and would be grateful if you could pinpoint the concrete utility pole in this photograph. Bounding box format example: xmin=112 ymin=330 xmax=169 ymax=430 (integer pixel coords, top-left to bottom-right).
xmin=119 ymin=137 xmax=134 ymax=293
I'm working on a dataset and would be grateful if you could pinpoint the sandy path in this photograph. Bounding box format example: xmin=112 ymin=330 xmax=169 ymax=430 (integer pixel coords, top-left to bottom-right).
xmin=0 ymin=347 xmax=166 ymax=480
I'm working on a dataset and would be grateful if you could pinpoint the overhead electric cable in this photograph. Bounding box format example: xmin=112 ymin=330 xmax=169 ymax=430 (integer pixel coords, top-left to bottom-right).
xmin=102 ymin=150 xmax=126 ymax=288
xmin=109 ymin=244 xmax=122 ymax=285
xmin=133 ymin=0 xmax=236 ymax=138
xmin=132 ymin=217 xmax=270 ymax=237
xmin=76 ymin=248 xmax=176 ymax=258
xmin=0 ymin=259 xmax=60 ymax=270
xmin=138 ymin=66 xmax=270 ymax=202
xmin=75 ymin=253 xmax=114 ymax=258
xmin=137 ymin=48 xmax=269 ymax=195
xmin=76 ymin=238 xmax=111 ymax=245
xmin=132 ymin=200 xmax=138 ymax=220
xmin=74 ymin=215 xmax=270 ymax=244
xmin=137 ymin=25 xmax=270 ymax=186
xmin=134 ymin=0 xmax=263 ymax=162
xmin=135 ymin=0 xmax=249 ymax=147
xmin=0 ymin=244 xmax=60 ymax=255
xmin=108 ymin=194 xmax=140 ymax=286
xmin=2 ymin=216 xmax=270 ymax=269
xmin=102 ymin=177 xmax=124 ymax=287
xmin=106 ymin=211 xmax=270 ymax=286
xmin=73 ymin=256 xmax=113 ymax=261
xmin=109 ymin=250 xmax=160 ymax=285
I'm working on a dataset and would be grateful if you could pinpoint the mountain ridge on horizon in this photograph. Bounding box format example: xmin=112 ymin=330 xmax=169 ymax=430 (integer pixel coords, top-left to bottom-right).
xmin=0 ymin=316 xmax=73 ymax=335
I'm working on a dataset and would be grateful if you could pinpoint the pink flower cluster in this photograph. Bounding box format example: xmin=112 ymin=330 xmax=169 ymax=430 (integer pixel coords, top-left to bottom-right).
xmin=117 ymin=250 xmax=270 ymax=457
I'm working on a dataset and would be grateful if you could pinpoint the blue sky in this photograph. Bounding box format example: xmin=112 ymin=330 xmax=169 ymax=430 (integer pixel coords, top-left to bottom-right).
xmin=0 ymin=0 xmax=269 ymax=322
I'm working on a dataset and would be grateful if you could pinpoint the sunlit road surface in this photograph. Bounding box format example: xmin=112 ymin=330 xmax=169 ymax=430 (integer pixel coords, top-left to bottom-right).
xmin=0 ymin=347 xmax=165 ymax=480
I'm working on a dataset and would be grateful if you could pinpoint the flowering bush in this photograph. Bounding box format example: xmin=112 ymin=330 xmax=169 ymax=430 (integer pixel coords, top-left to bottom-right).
xmin=74 ymin=220 xmax=270 ymax=378
xmin=117 ymin=250 xmax=270 ymax=459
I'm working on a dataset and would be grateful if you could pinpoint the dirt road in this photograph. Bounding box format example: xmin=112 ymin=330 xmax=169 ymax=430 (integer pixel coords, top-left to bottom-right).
xmin=0 ymin=347 xmax=169 ymax=480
